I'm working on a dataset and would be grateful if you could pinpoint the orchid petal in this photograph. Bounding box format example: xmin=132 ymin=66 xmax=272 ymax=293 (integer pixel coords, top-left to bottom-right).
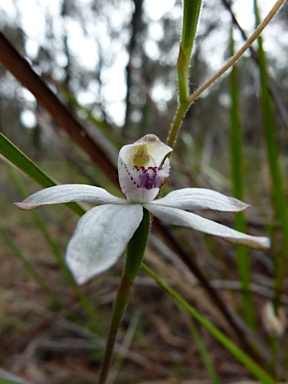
xmin=145 ymin=204 xmax=270 ymax=250
xmin=151 ymin=188 xmax=249 ymax=212
xmin=15 ymin=184 xmax=127 ymax=210
xmin=66 ymin=204 xmax=143 ymax=285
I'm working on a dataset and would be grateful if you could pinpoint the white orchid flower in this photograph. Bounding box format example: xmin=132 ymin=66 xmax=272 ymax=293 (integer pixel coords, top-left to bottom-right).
xmin=15 ymin=134 xmax=270 ymax=285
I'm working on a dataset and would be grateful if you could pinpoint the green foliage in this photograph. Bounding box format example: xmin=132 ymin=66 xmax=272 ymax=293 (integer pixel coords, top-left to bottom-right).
xmin=254 ymin=0 xmax=288 ymax=306
xmin=0 ymin=133 xmax=85 ymax=216
xmin=177 ymin=0 xmax=203 ymax=102
xmin=229 ymin=29 xmax=255 ymax=329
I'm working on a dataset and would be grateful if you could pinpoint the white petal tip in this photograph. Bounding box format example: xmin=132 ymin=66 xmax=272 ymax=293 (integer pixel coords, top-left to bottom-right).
xmin=252 ymin=236 xmax=271 ymax=250
xmin=228 ymin=197 xmax=250 ymax=212
xmin=224 ymin=235 xmax=271 ymax=250
xmin=14 ymin=202 xmax=39 ymax=210
xmin=71 ymin=272 xmax=90 ymax=286
xmin=66 ymin=257 xmax=97 ymax=286
xmin=66 ymin=254 xmax=114 ymax=286
xmin=259 ymin=237 xmax=271 ymax=250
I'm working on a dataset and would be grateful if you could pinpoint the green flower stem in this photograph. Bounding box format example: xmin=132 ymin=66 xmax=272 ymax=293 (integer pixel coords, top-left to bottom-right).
xmin=177 ymin=0 xmax=203 ymax=103
xmin=167 ymin=101 xmax=190 ymax=148
xmin=98 ymin=209 xmax=150 ymax=384
xmin=98 ymin=275 xmax=132 ymax=384
xmin=168 ymin=0 xmax=202 ymax=147
xmin=141 ymin=263 xmax=275 ymax=383
xmin=167 ymin=0 xmax=284 ymax=148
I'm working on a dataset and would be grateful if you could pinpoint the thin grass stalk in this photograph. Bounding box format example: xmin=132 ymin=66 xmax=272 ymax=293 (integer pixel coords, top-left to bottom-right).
xmin=141 ymin=262 xmax=275 ymax=383
xmin=221 ymin=0 xmax=288 ymax=131
xmin=254 ymin=0 xmax=288 ymax=309
xmin=167 ymin=0 xmax=285 ymax=149
xmin=6 ymin=163 xmax=103 ymax=335
xmin=254 ymin=0 xmax=288 ymax=373
xmin=188 ymin=0 xmax=284 ymax=106
xmin=188 ymin=316 xmax=221 ymax=384
xmin=0 ymin=377 xmax=29 ymax=384
xmin=229 ymin=27 xmax=255 ymax=329
xmin=0 ymin=227 xmax=64 ymax=309
xmin=0 ymin=133 xmax=84 ymax=216
xmin=28 ymin=209 xmax=105 ymax=334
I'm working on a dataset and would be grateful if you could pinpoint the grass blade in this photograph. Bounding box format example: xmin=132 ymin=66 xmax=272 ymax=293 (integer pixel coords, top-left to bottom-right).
xmin=0 ymin=139 xmax=103 ymax=334
xmin=188 ymin=318 xmax=221 ymax=384
xmin=142 ymin=262 xmax=275 ymax=383
xmin=13 ymin=173 xmax=103 ymax=335
xmin=229 ymin=28 xmax=255 ymax=329
xmin=0 ymin=227 xmax=64 ymax=309
xmin=0 ymin=132 xmax=85 ymax=216
xmin=254 ymin=0 xmax=288 ymax=308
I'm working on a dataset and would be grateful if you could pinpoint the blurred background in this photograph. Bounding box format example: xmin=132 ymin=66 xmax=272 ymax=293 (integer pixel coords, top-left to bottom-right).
xmin=0 ymin=0 xmax=288 ymax=383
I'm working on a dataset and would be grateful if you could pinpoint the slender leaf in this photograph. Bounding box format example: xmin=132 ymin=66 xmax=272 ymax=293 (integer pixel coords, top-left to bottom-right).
xmin=0 ymin=227 xmax=64 ymax=309
xmin=8 ymin=166 xmax=103 ymax=335
xmin=0 ymin=132 xmax=85 ymax=216
xmin=229 ymin=28 xmax=255 ymax=329
xmin=0 ymin=379 xmax=25 ymax=384
xmin=142 ymin=263 xmax=275 ymax=383
xmin=254 ymin=0 xmax=288 ymax=307
xmin=188 ymin=318 xmax=221 ymax=384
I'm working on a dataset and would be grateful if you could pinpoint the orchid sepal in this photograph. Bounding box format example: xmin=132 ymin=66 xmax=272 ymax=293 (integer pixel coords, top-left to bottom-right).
xmin=144 ymin=204 xmax=270 ymax=250
xmin=14 ymin=184 xmax=127 ymax=210
xmin=149 ymin=188 xmax=250 ymax=212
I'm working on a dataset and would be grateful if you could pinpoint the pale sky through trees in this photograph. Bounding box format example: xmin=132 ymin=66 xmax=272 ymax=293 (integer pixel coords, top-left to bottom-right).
xmin=0 ymin=0 xmax=285 ymax=127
